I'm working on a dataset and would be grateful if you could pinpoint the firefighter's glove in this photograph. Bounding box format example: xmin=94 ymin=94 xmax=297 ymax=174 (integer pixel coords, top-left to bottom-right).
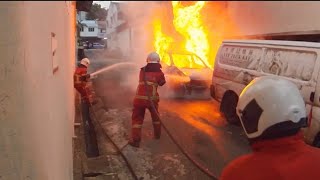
xmin=80 ymin=74 xmax=90 ymax=81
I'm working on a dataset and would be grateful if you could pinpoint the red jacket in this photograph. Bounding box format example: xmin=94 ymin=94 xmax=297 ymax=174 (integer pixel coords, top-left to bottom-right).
xmin=134 ymin=63 xmax=166 ymax=105
xmin=220 ymin=132 xmax=320 ymax=180
xmin=74 ymin=65 xmax=92 ymax=102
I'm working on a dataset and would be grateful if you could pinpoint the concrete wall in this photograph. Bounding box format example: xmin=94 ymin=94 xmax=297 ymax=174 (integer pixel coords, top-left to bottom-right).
xmin=227 ymin=1 xmax=320 ymax=36
xmin=0 ymin=1 xmax=75 ymax=179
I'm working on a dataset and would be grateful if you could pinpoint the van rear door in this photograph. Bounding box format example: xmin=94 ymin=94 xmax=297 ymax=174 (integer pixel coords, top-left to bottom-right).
xmin=259 ymin=45 xmax=320 ymax=105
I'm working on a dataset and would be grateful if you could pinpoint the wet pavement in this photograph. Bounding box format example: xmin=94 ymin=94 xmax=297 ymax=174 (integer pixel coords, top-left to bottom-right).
xmin=85 ymin=49 xmax=251 ymax=179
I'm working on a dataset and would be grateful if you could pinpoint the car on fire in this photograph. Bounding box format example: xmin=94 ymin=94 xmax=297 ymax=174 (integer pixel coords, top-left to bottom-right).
xmin=160 ymin=51 xmax=213 ymax=98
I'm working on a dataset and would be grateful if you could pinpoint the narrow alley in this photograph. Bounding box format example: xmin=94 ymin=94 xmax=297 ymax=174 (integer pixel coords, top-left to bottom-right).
xmin=2 ymin=1 xmax=320 ymax=180
xmin=79 ymin=49 xmax=250 ymax=179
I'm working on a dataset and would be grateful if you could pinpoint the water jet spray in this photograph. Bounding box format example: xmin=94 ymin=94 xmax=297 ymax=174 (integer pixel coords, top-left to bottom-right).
xmin=89 ymin=62 xmax=138 ymax=79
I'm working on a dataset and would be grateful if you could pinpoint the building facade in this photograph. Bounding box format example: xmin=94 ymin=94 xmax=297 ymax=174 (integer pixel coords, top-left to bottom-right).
xmin=106 ymin=2 xmax=130 ymax=56
xmin=105 ymin=1 xmax=165 ymax=59
xmin=77 ymin=11 xmax=88 ymax=22
xmin=79 ymin=20 xmax=106 ymax=41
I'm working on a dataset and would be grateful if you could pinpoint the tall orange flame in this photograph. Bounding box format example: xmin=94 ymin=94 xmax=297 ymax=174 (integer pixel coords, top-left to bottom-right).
xmin=172 ymin=1 xmax=210 ymax=67
xmin=153 ymin=1 xmax=211 ymax=69
xmin=153 ymin=19 xmax=173 ymax=66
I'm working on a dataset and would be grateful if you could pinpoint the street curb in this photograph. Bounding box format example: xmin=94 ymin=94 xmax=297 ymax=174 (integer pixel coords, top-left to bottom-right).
xmin=87 ymin=94 xmax=139 ymax=180
xmin=90 ymin=95 xmax=130 ymax=152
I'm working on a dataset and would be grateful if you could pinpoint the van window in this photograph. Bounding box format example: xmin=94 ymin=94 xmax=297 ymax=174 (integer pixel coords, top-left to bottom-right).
xmin=219 ymin=45 xmax=263 ymax=70
xmin=262 ymin=48 xmax=317 ymax=81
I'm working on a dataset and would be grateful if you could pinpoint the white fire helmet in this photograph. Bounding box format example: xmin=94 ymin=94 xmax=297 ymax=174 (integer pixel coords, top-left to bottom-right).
xmin=236 ymin=76 xmax=307 ymax=140
xmin=146 ymin=52 xmax=160 ymax=63
xmin=80 ymin=58 xmax=90 ymax=67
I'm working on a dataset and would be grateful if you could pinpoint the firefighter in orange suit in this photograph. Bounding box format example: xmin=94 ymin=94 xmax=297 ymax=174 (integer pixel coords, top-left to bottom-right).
xmin=74 ymin=58 xmax=93 ymax=104
xmin=74 ymin=57 xmax=99 ymax=157
xmin=220 ymin=76 xmax=320 ymax=180
xmin=128 ymin=52 xmax=166 ymax=148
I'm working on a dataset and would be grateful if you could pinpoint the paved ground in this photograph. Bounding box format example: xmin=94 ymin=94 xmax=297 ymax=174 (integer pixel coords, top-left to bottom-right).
xmin=75 ymin=49 xmax=252 ymax=180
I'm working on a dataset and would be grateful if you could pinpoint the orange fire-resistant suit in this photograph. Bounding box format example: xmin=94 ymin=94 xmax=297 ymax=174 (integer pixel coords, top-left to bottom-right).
xmin=130 ymin=63 xmax=166 ymax=145
xmin=73 ymin=64 xmax=93 ymax=104
xmin=220 ymin=132 xmax=320 ymax=180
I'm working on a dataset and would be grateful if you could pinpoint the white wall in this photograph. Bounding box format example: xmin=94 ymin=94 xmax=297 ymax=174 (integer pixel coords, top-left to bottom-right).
xmin=80 ymin=26 xmax=99 ymax=37
xmin=0 ymin=1 xmax=75 ymax=179
xmin=227 ymin=1 xmax=320 ymax=36
xmin=80 ymin=20 xmax=106 ymax=38
xmin=117 ymin=29 xmax=131 ymax=56
xmin=79 ymin=11 xmax=87 ymax=21
xmin=106 ymin=2 xmax=126 ymax=43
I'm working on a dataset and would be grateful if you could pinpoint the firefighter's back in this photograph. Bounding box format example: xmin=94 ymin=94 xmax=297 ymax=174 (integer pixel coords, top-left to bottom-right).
xmin=221 ymin=134 xmax=320 ymax=180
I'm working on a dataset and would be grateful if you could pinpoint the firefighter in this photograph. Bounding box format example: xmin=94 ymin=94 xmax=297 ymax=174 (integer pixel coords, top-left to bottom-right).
xmin=220 ymin=76 xmax=320 ymax=180
xmin=128 ymin=52 xmax=166 ymax=148
xmin=74 ymin=58 xmax=93 ymax=104
xmin=74 ymin=57 xmax=99 ymax=157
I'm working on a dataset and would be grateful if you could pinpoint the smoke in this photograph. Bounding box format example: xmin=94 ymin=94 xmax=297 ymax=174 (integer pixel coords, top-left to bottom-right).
xmin=107 ymin=2 xmax=230 ymax=99
xmin=91 ymin=1 xmax=263 ymax=106
xmin=107 ymin=2 xmax=173 ymax=93
xmin=120 ymin=2 xmax=172 ymax=64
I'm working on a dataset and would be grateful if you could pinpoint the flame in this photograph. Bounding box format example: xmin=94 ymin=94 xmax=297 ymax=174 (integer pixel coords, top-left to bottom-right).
xmin=165 ymin=74 xmax=190 ymax=84
xmin=153 ymin=19 xmax=173 ymax=66
xmin=153 ymin=1 xmax=211 ymax=69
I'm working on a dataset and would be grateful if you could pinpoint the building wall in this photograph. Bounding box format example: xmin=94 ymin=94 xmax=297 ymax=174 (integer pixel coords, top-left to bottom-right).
xmin=0 ymin=1 xmax=75 ymax=179
xmin=80 ymin=11 xmax=87 ymax=21
xmin=106 ymin=2 xmax=124 ymax=30
xmin=78 ymin=11 xmax=87 ymax=22
xmin=106 ymin=3 xmax=117 ymax=35
xmin=117 ymin=29 xmax=131 ymax=56
xmin=227 ymin=1 xmax=320 ymax=36
xmin=80 ymin=26 xmax=99 ymax=37
xmin=106 ymin=2 xmax=127 ymax=51
xmin=80 ymin=20 xmax=106 ymax=39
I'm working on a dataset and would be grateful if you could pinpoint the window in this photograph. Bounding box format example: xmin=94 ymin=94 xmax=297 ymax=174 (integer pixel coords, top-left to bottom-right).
xmin=88 ymin=27 xmax=95 ymax=32
xmin=219 ymin=45 xmax=262 ymax=71
xmin=80 ymin=27 xmax=84 ymax=32
xmin=261 ymin=48 xmax=316 ymax=81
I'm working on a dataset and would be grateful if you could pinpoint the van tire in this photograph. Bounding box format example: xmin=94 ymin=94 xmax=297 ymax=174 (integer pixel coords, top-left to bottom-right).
xmin=312 ymin=132 xmax=320 ymax=148
xmin=220 ymin=91 xmax=240 ymax=125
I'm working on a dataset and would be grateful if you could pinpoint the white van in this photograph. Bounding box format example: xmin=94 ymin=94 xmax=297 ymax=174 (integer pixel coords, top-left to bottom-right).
xmin=210 ymin=40 xmax=320 ymax=147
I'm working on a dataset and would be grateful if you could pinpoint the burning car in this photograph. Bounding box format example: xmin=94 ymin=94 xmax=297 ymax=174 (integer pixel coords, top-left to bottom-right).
xmin=160 ymin=51 xmax=213 ymax=97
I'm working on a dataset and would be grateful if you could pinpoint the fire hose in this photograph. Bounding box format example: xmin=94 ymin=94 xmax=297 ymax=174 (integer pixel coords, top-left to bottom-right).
xmin=142 ymin=67 xmax=218 ymax=180
xmin=82 ymin=65 xmax=219 ymax=180
xmin=87 ymin=94 xmax=139 ymax=180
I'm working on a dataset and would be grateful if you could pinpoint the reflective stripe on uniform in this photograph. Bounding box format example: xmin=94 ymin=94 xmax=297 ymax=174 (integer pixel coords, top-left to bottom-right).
xmin=135 ymin=95 xmax=159 ymax=100
xmin=132 ymin=124 xmax=142 ymax=128
xmin=139 ymin=81 xmax=159 ymax=86
xmin=136 ymin=81 xmax=159 ymax=100
xmin=74 ymin=74 xmax=82 ymax=84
